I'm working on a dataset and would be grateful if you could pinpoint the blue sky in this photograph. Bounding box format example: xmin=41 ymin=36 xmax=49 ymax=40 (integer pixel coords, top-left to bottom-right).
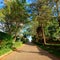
xmin=0 ymin=0 xmax=4 ymax=9
xmin=26 ymin=0 xmax=37 ymax=4
xmin=0 ymin=0 xmax=32 ymax=9
xmin=0 ymin=0 xmax=60 ymax=17
xmin=26 ymin=0 xmax=33 ymax=4
xmin=0 ymin=0 xmax=37 ymax=9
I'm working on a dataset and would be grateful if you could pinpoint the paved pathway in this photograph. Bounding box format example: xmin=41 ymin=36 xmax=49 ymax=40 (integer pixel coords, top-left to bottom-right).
xmin=0 ymin=43 xmax=60 ymax=60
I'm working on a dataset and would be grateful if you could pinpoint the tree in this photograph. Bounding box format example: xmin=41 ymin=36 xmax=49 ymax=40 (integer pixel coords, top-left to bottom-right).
xmin=54 ymin=0 xmax=60 ymax=26
xmin=1 ymin=0 xmax=29 ymax=41
xmin=30 ymin=0 xmax=52 ymax=44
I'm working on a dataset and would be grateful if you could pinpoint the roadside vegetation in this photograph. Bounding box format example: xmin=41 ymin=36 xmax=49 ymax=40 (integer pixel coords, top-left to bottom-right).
xmin=0 ymin=32 xmax=23 ymax=56
xmin=0 ymin=0 xmax=60 ymax=58
xmin=35 ymin=42 xmax=60 ymax=57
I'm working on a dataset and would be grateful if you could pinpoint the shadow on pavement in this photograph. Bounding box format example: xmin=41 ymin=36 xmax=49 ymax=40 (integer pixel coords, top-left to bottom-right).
xmin=14 ymin=42 xmax=59 ymax=60
xmin=37 ymin=46 xmax=60 ymax=60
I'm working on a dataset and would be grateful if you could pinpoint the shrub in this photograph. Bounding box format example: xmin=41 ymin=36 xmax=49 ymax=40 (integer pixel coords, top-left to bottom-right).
xmin=0 ymin=32 xmax=13 ymax=49
xmin=21 ymin=37 xmax=29 ymax=43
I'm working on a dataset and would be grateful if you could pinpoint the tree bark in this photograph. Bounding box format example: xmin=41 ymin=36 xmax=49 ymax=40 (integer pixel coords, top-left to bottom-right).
xmin=36 ymin=34 xmax=39 ymax=42
xmin=41 ymin=24 xmax=46 ymax=45
xmin=14 ymin=22 xmax=20 ymax=42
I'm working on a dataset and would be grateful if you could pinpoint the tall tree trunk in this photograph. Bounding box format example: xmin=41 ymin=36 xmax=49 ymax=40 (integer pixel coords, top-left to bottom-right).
xmin=14 ymin=32 xmax=17 ymax=42
xmin=14 ymin=22 xmax=18 ymax=42
xmin=36 ymin=33 xmax=39 ymax=42
xmin=14 ymin=22 xmax=19 ymax=42
xmin=41 ymin=24 xmax=46 ymax=45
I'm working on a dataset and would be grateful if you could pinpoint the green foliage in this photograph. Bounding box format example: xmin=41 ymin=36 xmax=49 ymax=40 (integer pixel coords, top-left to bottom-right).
xmin=0 ymin=32 xmax=12 ymax=40
xmin=36 ymin=42 xmax=60 ymax=57
xmin=0 ymin=41 xmax=23 ymax=56
xmin=14 ymin=42 xmax=22 ymax=47
xmin=45 ymin=19 xmax=60 ymax=41
xmin=0 ymin=31 xmax=23 ymax=56
xmin=0 ymin=0 xmax=29 ymax=37
xmin=21 ymin=36 xmax=29 ymax=43
xmin=0 ymin=32 xmax=13 ymax=49
xmin=0 ymin=47 xmax=11 ymax=56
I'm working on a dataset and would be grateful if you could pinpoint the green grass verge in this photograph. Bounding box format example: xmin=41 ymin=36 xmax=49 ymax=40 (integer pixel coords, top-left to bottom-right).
xmin=0 ymin=42 xmax=23 ymax=56
xmin=14 ymin=42 xmax=23 ymax=48
xmin=35 ymin=42 xmax=60 ymax=57
xmin=0 ymin=48 xmax=12 ymax=56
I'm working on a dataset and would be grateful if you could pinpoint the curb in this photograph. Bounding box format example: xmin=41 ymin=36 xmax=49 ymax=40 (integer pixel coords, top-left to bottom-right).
xmin=0 ymin=50 xmax=12 ymax=59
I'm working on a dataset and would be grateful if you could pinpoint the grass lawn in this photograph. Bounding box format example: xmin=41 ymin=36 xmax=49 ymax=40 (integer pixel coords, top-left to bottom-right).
xmin=0 ymin=42 xmax=23 ymax=56
xmin=35 ymin=42 xmax=60 ymax=57
xmin=13 ymin=41 xmax=23 ymax=48
xmin=0 ymin=48 xmax=12 ymax=56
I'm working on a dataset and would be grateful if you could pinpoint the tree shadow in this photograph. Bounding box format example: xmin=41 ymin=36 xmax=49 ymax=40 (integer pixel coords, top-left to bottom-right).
xmin=14 ymin=42 xmax=59 ymax=60
xmin=36 ymin=46 xmax=60 ymax=60
xmin=14 ymin=49 xmax=41 ymax=54
xmin=25 ymin=42 xmax=35 ymax=46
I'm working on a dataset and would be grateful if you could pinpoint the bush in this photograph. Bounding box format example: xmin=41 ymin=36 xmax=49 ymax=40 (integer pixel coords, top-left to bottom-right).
xmin=0 ymin=32 xmax=12 ymax=40
xmin=0 ymin=32 xmax=13 ymax=49
xmin=21 ymin=37 xmax=29 ymax=43
xmin=35 ymin=42 xmax=60 ymax=57
xmin=0 ymin=32 xmax=23 ymax=56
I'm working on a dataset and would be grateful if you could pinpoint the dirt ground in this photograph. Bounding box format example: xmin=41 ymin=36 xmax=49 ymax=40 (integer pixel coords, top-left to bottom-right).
xmin=0 ymin=43 xmax=60 ymax=60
